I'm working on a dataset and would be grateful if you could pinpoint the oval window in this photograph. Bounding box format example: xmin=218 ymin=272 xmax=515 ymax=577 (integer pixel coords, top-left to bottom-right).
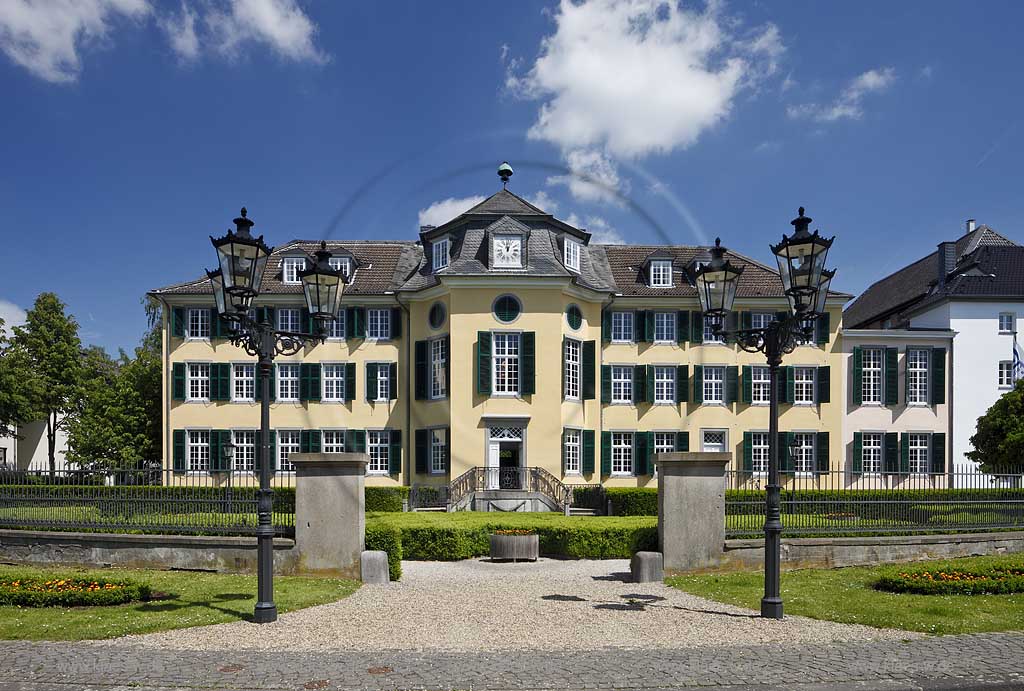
xmin=566 ymin=304 xmax=583 ymax=330
xmin=428 ymin=302 xmax=446 ymax=330
xmin=493 ymin=295 xmax=522 ymax=323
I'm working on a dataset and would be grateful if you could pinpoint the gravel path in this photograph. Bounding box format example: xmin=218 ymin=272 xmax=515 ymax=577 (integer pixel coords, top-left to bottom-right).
xmin=110 ymin=559 xmax=912 ymax=652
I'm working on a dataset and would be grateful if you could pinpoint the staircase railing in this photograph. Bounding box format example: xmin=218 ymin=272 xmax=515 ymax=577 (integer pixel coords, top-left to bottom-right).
xmin=445 ymin=467 xmax=572 ymax=511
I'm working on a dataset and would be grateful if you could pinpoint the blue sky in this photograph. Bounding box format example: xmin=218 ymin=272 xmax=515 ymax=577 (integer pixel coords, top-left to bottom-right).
xmin=2 ymin=0 xmax=1023 ymax=354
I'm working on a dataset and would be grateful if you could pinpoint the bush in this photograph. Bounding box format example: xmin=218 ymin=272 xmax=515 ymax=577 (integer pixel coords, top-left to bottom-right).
xmin=726 ymin=488 xmax=1024 ymax=520
xmin=365 ymin=523 xmax=403 ymax=581
xmin=571 ymin=486 xmax=606 ymax=511
xmin=606 ymin=488 xmax=658 ymax=516
xmin=0 ymin=575 xmax=151 ymax=607
xmin=875 ymin=564 xmax=1024 ymax=595
xmin=364 ymin=486 xmax=410 ymax=513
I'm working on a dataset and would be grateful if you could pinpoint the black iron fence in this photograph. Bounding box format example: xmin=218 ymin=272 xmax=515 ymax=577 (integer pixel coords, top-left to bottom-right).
xmin=726 ymin=467 xmax=1024 ymax=538
xmin=0 ymin=469 xmax=295 ymax=537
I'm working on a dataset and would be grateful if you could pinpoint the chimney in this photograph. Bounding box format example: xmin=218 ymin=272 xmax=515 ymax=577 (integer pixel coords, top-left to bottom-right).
xmin=419 ymin=225 xmax=436 ymax=234
xmin=965 ymin=218 xmax=976 ymax=234
xmin=937 ymin=241 xmax=957 ymax=286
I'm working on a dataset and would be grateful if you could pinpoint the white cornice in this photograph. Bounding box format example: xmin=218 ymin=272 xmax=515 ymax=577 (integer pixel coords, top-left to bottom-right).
xmin=841 ymin=328 xmax=957 ymax=340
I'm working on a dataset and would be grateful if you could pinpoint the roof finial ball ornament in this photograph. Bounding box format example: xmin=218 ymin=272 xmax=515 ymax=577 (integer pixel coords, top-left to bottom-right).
xmin=498 ymin=161 xmax=514 ymax=188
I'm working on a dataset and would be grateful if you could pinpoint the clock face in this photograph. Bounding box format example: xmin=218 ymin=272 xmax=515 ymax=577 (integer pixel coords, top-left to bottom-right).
xmin=494 ymin=236 xmax=522 ymax=266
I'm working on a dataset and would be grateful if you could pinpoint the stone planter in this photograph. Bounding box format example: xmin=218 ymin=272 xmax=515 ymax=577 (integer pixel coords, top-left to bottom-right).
xmin=489 ymin=533 xmax=539 ymax=562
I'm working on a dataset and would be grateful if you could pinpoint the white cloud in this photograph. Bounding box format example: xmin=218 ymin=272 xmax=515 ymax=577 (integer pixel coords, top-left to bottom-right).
xmin=418 ymin=196 xmax=486 ymax=229
xmin=205 ymin=0 xmax=327 ymax=64
xmin=754 ymin=140 xmax=781 ymax=154
xmin=526 ymin=190 xmax=558 ymax=214
xmin=547 ymin=149 xmax=627 ymax=205
xmin=566 ymin=214 xmax=624 ymax=244
xmin=919 ymin=65 xmax=934 ymax=80
xmin=781 ymin=72 xmax=797 ymax=92
xmin=0 ymin=299 xmax=27 ymax=337
xmin=787 ymin=67 xmax=896 ymax=122
xmin=0 ymin=0 xmax=150 ymax=83
xmin=161 ymin=2 xmax=199 ymax=62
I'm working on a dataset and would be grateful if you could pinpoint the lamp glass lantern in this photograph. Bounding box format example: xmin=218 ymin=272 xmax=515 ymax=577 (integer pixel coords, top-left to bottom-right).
xmin=693 ymin=238 xmax=744 ymax=321
xmin=772 ymin=208 xmax=833 ymax=314
xmin=298 ymin=241 xmax=346 ymax=321
xmin=207 ymin=269 xmax=229 ymax=318
xmin=211 ymin=208 xmax=272 ymax=309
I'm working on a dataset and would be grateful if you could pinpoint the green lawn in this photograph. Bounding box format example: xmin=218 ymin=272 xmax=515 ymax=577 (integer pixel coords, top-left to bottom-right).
xmin=667 ymin=554 xmax=1024 ymax=635
xmin=0 ymin=565 xmax=359 ymax=641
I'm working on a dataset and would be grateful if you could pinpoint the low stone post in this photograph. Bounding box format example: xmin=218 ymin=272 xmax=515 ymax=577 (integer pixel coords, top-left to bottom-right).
xmin=291 ymin=453 xmax=367 ymax=579
xmin=658 ymin=452 xmax=730 ymax=573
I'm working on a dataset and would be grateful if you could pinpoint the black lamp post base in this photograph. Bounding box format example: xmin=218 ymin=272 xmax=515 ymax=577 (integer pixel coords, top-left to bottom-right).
xmin=253 ymin=603 xmax=278 ymax=624
xmin=760 ymin=597 xmax=783 ymax=620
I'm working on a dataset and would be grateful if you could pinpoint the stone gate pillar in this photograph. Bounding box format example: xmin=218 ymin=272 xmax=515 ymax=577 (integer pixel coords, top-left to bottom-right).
xmin=291 ymin=453 xmax=367 ymax=579
xmin=657 ymin=452 xmax=730 ymax=572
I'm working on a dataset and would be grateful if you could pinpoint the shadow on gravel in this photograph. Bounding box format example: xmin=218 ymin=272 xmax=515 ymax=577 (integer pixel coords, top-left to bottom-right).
xmin=595 ymin=602 xmax=646 ymax=612
xmin=591 ymin=572 xmax=632 ymax=582
xmin=621 ymin=594 xmax=666 ymax=602
xmin=671 ymin=605 xmax=759 ymax=619
xmin=541 ymin=594 xmax=588 ymax=602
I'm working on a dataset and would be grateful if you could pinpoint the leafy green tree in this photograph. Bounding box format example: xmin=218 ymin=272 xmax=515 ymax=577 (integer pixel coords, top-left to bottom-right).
xmin=966 ymin=379 xmax=1024 ymax=474
xmin=12 ymin=294 xmax=82 ymax=474
xmin=0 ymin=318 xmax=41 ymax=440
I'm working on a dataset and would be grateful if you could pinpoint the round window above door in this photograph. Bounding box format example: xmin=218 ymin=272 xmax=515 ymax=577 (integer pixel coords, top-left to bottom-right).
xmin=493 ymin=295 xmax=522 ymax=323
xmin=566 ymin=304 xmax=583 ymax=330
xmin=428 ymin=302 xmax=446 ymax=330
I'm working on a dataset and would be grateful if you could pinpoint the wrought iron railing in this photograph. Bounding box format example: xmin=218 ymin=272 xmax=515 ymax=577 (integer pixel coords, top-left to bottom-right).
xmin=725 ymin=467 xmax=1024 ymax=538
xmin=447 ymin=467 xmax=572 ymax=510
xmin=408 ymin=484 xmax=450 ymax=510
xmin=0 ymin=469 xmax=295 ymax=537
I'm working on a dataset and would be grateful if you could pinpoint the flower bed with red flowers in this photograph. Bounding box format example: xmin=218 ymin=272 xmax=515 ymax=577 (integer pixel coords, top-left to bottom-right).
xmin=0 ymin=576 xmax=151 ymax=607
xmin=875 ymin=564 xmax=1024 ymax=595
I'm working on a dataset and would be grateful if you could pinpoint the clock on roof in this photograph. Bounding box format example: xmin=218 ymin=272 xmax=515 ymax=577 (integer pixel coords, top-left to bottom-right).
xmin=494 ymin=235 xmax=522 ymax=268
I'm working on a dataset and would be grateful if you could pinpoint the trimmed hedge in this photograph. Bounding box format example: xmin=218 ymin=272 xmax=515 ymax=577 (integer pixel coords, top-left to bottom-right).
xmin=364 ymin=486 xmax=409 ymax=513
xmin=571 ymin=486 xmax=606 ymax=511
xmin=0 ymin=575 xmax=151 ymax=607
xmin=365 ymin=523 xmax=403 ymax=581
xmin=606 ymin=488 xmax=658 ymax=516
xmin=875 ymin=564 xmax=1024 ymax=595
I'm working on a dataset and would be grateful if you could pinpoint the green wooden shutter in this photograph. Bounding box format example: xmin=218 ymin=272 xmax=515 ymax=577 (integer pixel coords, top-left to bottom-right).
xmin=415 ymin=429 xmax=428 ymax=474
xmin=690 ymin=311 xmax=703 ymax=342
xmin=299 ymin=430 xmax=312 ymax=453
xmin=172 ymin=429 xmax=186 ymax=472
xmin=742 ymin=432 xmax=753 ymax=473
xmin=219 ymin=363 xmax=233 ymax=401
xmin=347 ymin=429 xmax=366 ymax=454
xmin=365 ymin=363 xmax=378 ymax=401
xmin=852 ymin=346 xmax=863 ymax=406
xmin=884 ymin=347 xmax=899 ymax=406
xmin=300 ymin=429 xmax=321 ymax=454
xmin=344 ymin=362 xmax=356 ymax=401
xmin=784 ymin=366 xmax=796 ymax=404
xmin=630 ymin=366 xmax=641 ymax=404
xmin=172 ymin=307 xmax=185 ymax=338
xmin=815 ymin=311 xmax=830 ymax=346
xmin=931 ymin=432 xmax=946 ymax=474
xmin=741 ymin=365 xmax=752 ymax=404
xmin=884 ymin=432 xmax=899 ymax=474
xmin=644 ymin=310 xmax=656 ymax=342
xmin=520 ymin=332 xmax=535 ymax=395
xmin=675 ymin=431 xmax=689 ymax=452
xmin=816 ymin=431 xmax=829 ymax=474
xmin=676 ymin=365 xmax=688 ymax=403
xmin=931 ymin=347 xmax=946 ymax=405
xmin=388 ymin=429 xmax=402 ymax=475
xmin=817 ymin=365 xmax=830 ymax=404
xmin=852 ymin=432 xmax=863 ymax=474
xmin=390 ymin=307 xmax=402 ymax=339
xmin=476 ymin=331 xmax=492 ymax=395
xmin=299 ymin=363 xmax=316 ymax=402
xmin=560 ymin=429 xmax=566 ymax=475
xmin=600 ymin=365 xmax=611 ymax=403
xmin=582 ymin=430 xmax=595 ymax=474
xmin=676 ymin=311 xmax=689 ymax=344
xmin=899 ymin=432 xmax=910 ymax=473
xmin=582 ymin=341 xmax=596 ymax=400
xmin=602 ymin=309 xmax=612 ymax=342
xmin=722 ymin=311 xmax=738 ymax=345
xmin=692 ymin=365 xmax=703 ymax=404
xmin=774 ymin=311 xmax=788 ymax=324
xmin=300 ymin=308 xmax=312 ymax=334
xmin=780 ymin=431 xmax=795 ymax=472
xmin=600 ymin=431 xmax=612 ymax=476
xmin=388 ymin=362 xmax=398 ymax=400
xmin=211 ymin=429 xmax=231 ymax=471
xmin=257 ymin=365 xmax=276 ymax=402
xmin=725 ymin=366 xmax=739 ymax=404
xmin=635 ymin=432 xmax=651 ymax=476
xmin=646 ymin=365 xmax=655 ymax=404
xmin=172 ymin=363 xmax=186 ymax=400
xmin=346 ymin=307 xmax=365 ymax=339
xmin=741 ymin=311 xmax=753 ymax=330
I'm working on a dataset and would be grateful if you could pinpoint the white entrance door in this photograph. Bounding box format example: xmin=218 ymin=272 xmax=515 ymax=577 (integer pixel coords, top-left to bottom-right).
xmin=486 ymin=441 xmax=501 ymax=490
xmin=702 ymin=430 xmax=727 ymax=453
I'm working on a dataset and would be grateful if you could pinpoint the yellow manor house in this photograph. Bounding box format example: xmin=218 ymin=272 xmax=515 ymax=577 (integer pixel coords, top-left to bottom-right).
xmin=149 ymin=184 xmax=851 ymax=507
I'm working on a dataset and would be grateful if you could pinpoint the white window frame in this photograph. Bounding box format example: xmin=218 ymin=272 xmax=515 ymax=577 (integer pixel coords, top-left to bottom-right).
xmin=703 ymin=365 xmax=725 ymax=405
xmin=186 ymin=308 xmax=210 ymax=340
xmin=231 ymin=363 xmax=255 ymax=402
xmin=653 ymin=312 xmax=676 ymax=343
xmin=751 ymin=366 xmax=770 ymax=405
xmin=862 ymin=347 xmax=883 ymax=405
xmin=653 ymin=432 xmax=675 ymax=456
xmin=908 ymin=433 xmax=930 ymax=475
xmin=367 ymin=308 xmax=391 ymax=340
xmin=492 ymin=332 xmax=521 ymax=396
xmin=276 ymin=363 xmax=300 ymax=402
xmin=564 ymin=338 xmax=581 ymax=400
xmin=322 ymin=429 xmax=346 ymax=454
xmin=793 ymin=432 xmax=816 ymax=475
xmin=998 ymin=361 xmax=1014 ymax=388
xmin=701 ymin=429 xmax=728 ymax=453
xmin=861 ymin=432 xmax=883 ymax=475
xmin=430 ymin=337 xmax=448 ymax=400
xmin=430 ymin=428 xmax=447 ymax=474
xmin=186 ymin=362 xmax=210 ymax=402
xmin=367 ymin=430 xmax=390 ymax=475
xmin=654 ymin=366 xmax=676 ymax=404
xmin=277 ymin=307 xmax=302 ymax=333
xmin=793 ymin=367 xmax=816 ymax=406
xmin=322 ymin=363 xmax=347 ymax=402
xmin=374 ymin=362 xmax=391 ymax=402
xmin=282 ymin=257 xmax=306 ymax=284
xmin=998 ymin=312 xmax=1015 ymax=334
xmin=564 ymin=238 xmax=581 ymax=272
xmin=751 ymin=431 xmax=769 ymax=475
xmin=432 ymin=237 xmax=450 ymax=272
xmin=231 ymin=429 xmax=256 ymax=473
xmin=277 ymin=429 xmax=300 ymax=473
xmin=649 ymin=260 xmax=673 ymax=288
xmin=326 ymin=309 xmax=346 ymax=340
xmin=751 ymin=312 xmax=774 ymax=330
xmin=906 ymin=348 xmax=930 ymax=405
xmin=564 ymin=428 xmax=582 ymax=475
xmin=493 ymin=234 xmax=523 ymax=269
xmin=703 ymin=314 xmax=724 ymax=344
xmin=186 ymin=429 xmax=210 ymax=473
xmin=328 ymin=256 xmax=351 ymax=279
xmin=611 ymin=365 xmax=633 ymax=404
xmin=611 ymin=431 xmax=634 ymax=476
xmin=611 ymin=311 xmax=633 ymax=343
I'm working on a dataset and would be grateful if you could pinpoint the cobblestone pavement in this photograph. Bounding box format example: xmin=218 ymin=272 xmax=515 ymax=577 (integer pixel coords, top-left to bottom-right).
xmin=4 ymin=633 xmax=1024 ymax=690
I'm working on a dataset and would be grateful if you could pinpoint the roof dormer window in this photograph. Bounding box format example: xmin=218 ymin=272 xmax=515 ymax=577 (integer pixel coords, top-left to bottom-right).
xmin=493 ymin=234 xmax=523 ymax=269
xmin=328 ymin=256 xmax=351 ymax=279
xmin=432 ymin=237 xmax=450 ymax=273
xmin=649 ymin=259 xmax=673 ymax=288
xmin=564 ymin=238 xmax=581 ymax=272
xmin=282 ymin=257 xmax=307 ymax=284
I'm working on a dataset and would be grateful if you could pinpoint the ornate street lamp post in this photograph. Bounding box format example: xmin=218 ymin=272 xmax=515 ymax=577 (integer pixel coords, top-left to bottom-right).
xmin=207 ymin=208 xmax=345 ymax=623
xmin=692 ymin=208 xmax=835 ymax=619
